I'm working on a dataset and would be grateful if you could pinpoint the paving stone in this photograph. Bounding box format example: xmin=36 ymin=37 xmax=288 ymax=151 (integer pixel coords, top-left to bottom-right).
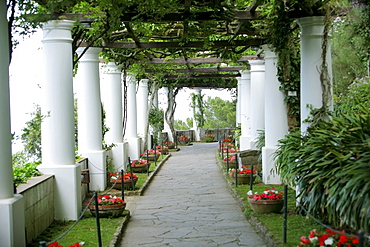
xmin=120 ymin=143 xmax=267 ymax=247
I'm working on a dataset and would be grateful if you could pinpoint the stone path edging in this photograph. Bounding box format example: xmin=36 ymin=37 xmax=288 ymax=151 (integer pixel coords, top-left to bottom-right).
xmin=215 ymin=152 xmax=279 ymax=247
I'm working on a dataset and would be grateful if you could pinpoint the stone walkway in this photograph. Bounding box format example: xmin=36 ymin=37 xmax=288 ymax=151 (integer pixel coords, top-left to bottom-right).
xmin=120 ymin=142 xmax=267 ymax=247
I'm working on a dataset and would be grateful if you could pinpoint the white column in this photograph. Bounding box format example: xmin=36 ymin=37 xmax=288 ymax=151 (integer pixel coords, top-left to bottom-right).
xmin=249 ymin=60 xmax=265 ymax=150
xmin=239 ymin=70 xmax=251 ymax=151
xmin=125 ymin=73 xmax=140 ymax=159
xmin=101 ymin=62 xmax=126 ymax=171
xmin=0 ymin=2 xmax=26 ymax=245
xmin=137 ymin=79 xmax=149 ymax=138
xmin=75 ymin=47 xmax=106 ymax=191
xmin=38 ymin=20 xmax=81 ymax=221
xmin=191 ymin=88 xmax=202 ymax=141
xmin=236 ymin=77 xmax=242 ymax=127
xmin=262 ymin=45 xmax=288 ymax=184
xmin=137 ymin=79 xmax=149 ymax=152
xmin=298 ymin=16 xmax=333 ymax=134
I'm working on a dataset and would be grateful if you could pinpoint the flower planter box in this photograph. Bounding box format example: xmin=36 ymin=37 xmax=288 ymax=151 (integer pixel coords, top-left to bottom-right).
xmin=142 ymin=154 xmax=160 ymax=161
xmin=110 ymin=177 xmax=138 ymax=190
xmin=89 ymin=202 xmax=126 ymax=218
xmin=231 ymin=174 xmax=256 ymax=185
xmin=131 ymin=162 xmax=151 ymax=173
xmin=248 ymin=198 xmax=284 ymax=214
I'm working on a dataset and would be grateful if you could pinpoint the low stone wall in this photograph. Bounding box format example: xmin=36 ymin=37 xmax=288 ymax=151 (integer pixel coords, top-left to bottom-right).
xmin=17 ymin=174 xmax=54 ymax=244
xmin=239 ymin=150 xmax=262 ymax=171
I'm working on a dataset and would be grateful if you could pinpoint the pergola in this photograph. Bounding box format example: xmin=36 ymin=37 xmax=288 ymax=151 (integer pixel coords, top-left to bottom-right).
xmin=0 ymin=0 xmax=350 ymax=245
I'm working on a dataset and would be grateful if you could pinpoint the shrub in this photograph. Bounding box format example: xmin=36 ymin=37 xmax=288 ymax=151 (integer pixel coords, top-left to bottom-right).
xmin=275 ymin=105 xmax=370 ymax=233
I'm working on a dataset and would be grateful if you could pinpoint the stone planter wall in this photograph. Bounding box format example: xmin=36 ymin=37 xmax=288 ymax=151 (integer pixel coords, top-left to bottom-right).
xmin=17 ymin=174 xmax=55 ymax=244
xmin=239 ymin=150 xmax=262 ymax=171
xmin=16 ymin=158 xmax=90 ymax=244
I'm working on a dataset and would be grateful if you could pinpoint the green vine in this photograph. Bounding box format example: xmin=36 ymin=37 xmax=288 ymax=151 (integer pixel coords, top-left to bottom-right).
xmin=190 ymin=91 xmax=205 ymax=128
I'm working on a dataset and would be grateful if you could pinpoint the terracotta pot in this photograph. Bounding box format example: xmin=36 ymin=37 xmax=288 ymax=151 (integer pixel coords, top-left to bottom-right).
xmin=166 ymin=144 xmax=175 ymax=149
xmin=248 ymin=198 xmax=284 ymax=214
xmin=131 ymin=162 xmax=151 ymax=173
xmin=142 ymin=154 xmax=159 ymax=161
xmin=231 ymin=173 xmax=256 ymax=185
xmin=110 ymin=177 xmax=138 ymax=190
xmin=89 ymin=202 xmax=126 ymax=218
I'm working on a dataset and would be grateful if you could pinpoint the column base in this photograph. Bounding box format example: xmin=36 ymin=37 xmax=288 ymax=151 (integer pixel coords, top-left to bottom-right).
xmin=37 ymin=163 xmax=82 ymax=220
xmin=0 ymin=194 xmax=26 ymax=247
xmin=127 ymin=137 xmax=141 ymax=160
xmin=239 ymin=136 xmax=251 ymax=151
xmin=249 ymin=139 xmax=259 ymax=150
xmin=262 ymin=146 xmax=281 ymax=184
xmin=111 ymin=143 xmax=126 ymax=171
xmin=80 ymin=150 xmax=107 ymax=191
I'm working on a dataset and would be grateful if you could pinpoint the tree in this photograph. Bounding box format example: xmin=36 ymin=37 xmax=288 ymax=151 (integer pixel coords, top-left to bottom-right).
xmin=174 ymin=118 xmax=192 ymax=130
xmin=203 ymin=96 xmax=236 ymax=129
xmin=19 ymin=104 xmax=45 ymax=161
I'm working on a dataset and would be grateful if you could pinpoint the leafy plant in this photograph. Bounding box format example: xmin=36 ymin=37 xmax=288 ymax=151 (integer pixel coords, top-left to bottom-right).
xmin=13 ymin=157 xmax=41 ymax=186
xmin=275 ymin=105 xmax=370 ymax=233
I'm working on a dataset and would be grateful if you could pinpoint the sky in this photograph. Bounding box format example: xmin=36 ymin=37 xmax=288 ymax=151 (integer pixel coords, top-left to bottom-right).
xmin=8 ymin=30 xmax=235 ymax=152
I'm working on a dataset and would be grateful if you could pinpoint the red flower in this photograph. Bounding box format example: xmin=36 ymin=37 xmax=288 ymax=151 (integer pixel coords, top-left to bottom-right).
xmin=339 ymin=234 xmax=348 ymax=244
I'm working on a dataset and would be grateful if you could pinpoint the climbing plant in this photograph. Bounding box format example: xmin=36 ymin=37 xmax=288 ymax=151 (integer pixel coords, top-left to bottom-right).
xmin=190 ymin=91 xmax=204 ymax=128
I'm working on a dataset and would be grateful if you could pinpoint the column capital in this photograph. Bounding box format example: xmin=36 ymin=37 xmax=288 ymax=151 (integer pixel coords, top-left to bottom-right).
xmin=297 ymin=16 xmax=325 ymax=36
xmin=76 ymin=47 xmax=102 ymax=62
xmin=102 ymin=62 xmax=121 ymax=74
xmin=126 ymin=73 xmax=137 ymax=85
xmin=249 ymin=60 xmax=265 ymax=73
xmin=139 ymin=78 xmax=149 ymax=86
xmin=42 ymin=20 xmax=75 ymax=44
xmin=262 ymin=45 xmax=277 ymax=61
xmin=240 ymin=70 xmax=250 ymax=79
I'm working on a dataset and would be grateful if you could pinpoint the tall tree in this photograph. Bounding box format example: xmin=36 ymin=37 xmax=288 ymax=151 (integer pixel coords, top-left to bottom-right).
xmin=203 ymin=96 xmax=236 ymax=129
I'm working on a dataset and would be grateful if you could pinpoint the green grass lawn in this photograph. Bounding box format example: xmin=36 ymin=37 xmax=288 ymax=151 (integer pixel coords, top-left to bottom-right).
xmin=220 ymin=159 xmax=325 ymax=247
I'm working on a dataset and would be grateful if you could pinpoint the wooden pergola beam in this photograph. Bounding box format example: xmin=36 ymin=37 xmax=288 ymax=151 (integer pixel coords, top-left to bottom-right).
xmin=103 ymin=39 xmax=264 ymax=49
xmin=165 ymin=73 xmax=240 ymax=79
xmin=146 ymin=55 xmax=262 ymax=64
xmin=146 ymin=66 xmax=244 ymax=74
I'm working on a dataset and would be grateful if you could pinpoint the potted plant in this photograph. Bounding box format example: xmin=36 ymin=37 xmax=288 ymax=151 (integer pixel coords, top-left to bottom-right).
xmin=220 ymin=147 xmax=239 ymax=155
xmin=222 ymin=155 xmax=237 ymax=169
xmin=131 ymin=159 xmax=151 ymax=173
xmin=163 ymin=141 xmax=175 ymax=149
xmin=229 ymin=165 xmax=257 ymax=184
xmin=110 ymin=172 xmax=138 ymax=190
xmin=88 ymin=194 xmax=126 ymax=218
xmin=299 ymin=228 xmax=360 ymax=246
xmin=177 ymin=135 xmax=190 ymax=145
xmin=156 ymin=145 xmax=169 ymax=155
xmin=48 ymin=242 xmax=84 ymax=247
xmin=141 ymin=149 xmax=161 ymax=161
xmin=247 ymin=187 xmax=284 ymax=213
xmin=202 ymin=134 xmax=215 ymax=142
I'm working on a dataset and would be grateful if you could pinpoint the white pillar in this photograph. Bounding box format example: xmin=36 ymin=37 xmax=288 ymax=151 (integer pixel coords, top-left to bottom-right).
xmin=101 ymin=62 xmax=126 ymax=171
xmin=126 ymin=73 xmax=140 ymax=159
xmin=298 ymin=16 xmax=333 ymax=134
xmin=239 ymin=70 xmax=251 ymax=151
xmin=249 ymin=60 xmax=265 ymax=150
xmin=262 ymin=45 xmax=288 ymax=184
xmin=38 ymin=20 xmax=81 ymax=221
xmin=75 ymin=47 xmax=106 ymax=191
xmin=236 ymin=77 xmax=242 ymax=126
xmin=0 ymin=2 xmax=26 ymax=245
xmin=137 ymin=79 xmax=149 ymax=138
xmin=191 ymin=88 xmax=202 ymax=141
